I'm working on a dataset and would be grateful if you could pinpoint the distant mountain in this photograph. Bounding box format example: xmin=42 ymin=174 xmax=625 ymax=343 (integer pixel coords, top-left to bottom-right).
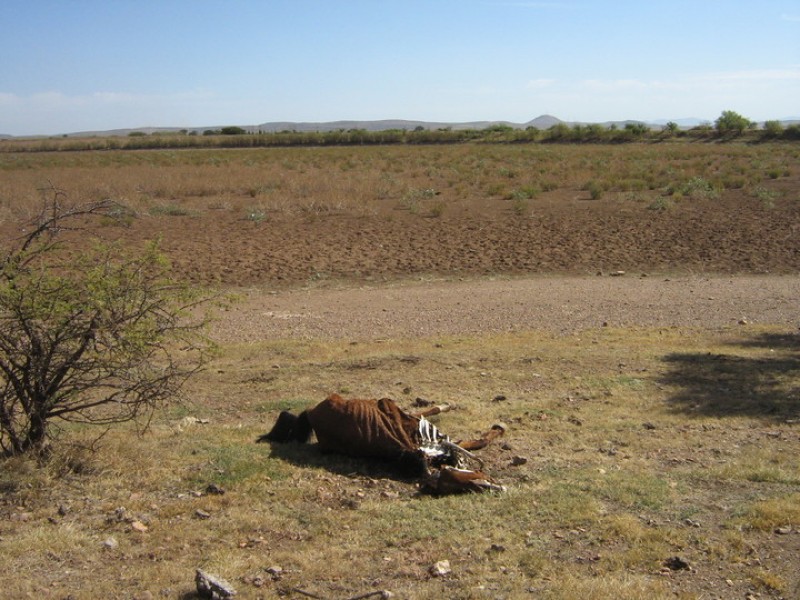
xmin=524 ymin=115 xmax=563 ymax=129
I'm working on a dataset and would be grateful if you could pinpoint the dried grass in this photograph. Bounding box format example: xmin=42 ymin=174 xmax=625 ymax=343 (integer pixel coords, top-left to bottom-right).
xmin=1 ymin=324 xmax=798 ymax=598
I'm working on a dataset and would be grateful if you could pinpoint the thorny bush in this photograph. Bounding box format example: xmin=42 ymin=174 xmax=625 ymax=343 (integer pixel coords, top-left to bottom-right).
xmin=0 ymin=187 xmax=212 ymax=456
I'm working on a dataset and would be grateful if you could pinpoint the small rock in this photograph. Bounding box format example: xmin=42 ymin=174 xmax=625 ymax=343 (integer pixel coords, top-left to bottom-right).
xmin=489 ymin=543 xmax=506 ymax=553
xmin=205 ymin=484 xmax=226 ymax=495
xmin=510 ymin=456 xmax=528 ymax=466
xmin=738 ymin=318 xmax=749 ymax=325
xmin=177 ymin=416 xmax=210 ymax=430
xmin=131 ymin=521 xmax=149 ymax=533
xmin=642 ymin=422 xmax=656 ymax=430
xmin=10 ymin=512 xmax=32 ymax=522
xmin=429 ymin=560 xmax=451 ymax=577
xmin=102 ymin=537 xmax=119 ymax=550
xmin=610 ymin=270 xmax=625 ymax=277
xmin=265 ymin=565 xmax=283 ymax=580
xmin=567 ymin=416 xmax=583 ymax=426
xmin=195 ymin=569 xmax=236 ymax=599
xmin=57 ymin=504 xmax=70 ymax=517
xmin=663 ymin=556 xmax=690 ymax=571
xmin=775 ymin=526 xmax=793 ymax=535
xmin=493 ymin=394 xmax=507 ymax=402
xmin=195 ymin=509 xmax=211 ymax=520
xmin=684 ymin=518 xmax=701 ymax=528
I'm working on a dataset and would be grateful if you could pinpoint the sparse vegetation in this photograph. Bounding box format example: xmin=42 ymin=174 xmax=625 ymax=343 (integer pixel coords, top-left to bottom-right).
xmin=0 ymin=192 xmax=211 ymax=455
xmin=0 ymin=141 xmax=798 ymax=597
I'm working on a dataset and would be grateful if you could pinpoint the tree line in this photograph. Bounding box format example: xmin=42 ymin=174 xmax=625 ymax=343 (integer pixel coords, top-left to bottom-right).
xmin=3 ymin=111 xmax=798 ymax=153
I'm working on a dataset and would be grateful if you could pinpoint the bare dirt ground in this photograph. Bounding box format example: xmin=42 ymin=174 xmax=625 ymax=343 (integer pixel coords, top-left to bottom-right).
xmin=212 ymin=274 xmax=800 ymax=343
xmin=72 ymin=170 xmax=800 ymax=289
xmin=109 ymin=180 xmax=799 ymax=341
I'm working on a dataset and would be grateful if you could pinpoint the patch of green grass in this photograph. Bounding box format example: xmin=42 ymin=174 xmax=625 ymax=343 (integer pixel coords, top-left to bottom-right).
xmin=508 ymin=184 xmax=541 ymax=201
xmin=244 ymin=205 xmax=267 ymax=223
xmin=100 ymin=204 xmax=138 ymax=226
xmin=262 ymin=397 xmax=314 ymax=413
xmin=148 ymin=203 xmax=195 ymax=217
xmin=670 ymin=176 xmax=720 ymax=200
xmin=194 ymin=442 xmax=289 ymax=487
xmin=593 ymin=470 xmax=673 ymax=510
xmin=583 ymin=180 xmax=605 ymax=200
xmin=750 ymin=185 xmax=779 ymax=208
xmin=647 ymin=196 xmax=673 ymax=211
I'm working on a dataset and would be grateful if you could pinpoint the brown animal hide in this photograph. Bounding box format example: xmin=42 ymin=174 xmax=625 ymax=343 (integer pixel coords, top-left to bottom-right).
xmin=306 ymin=394 xmax=421 ymax=460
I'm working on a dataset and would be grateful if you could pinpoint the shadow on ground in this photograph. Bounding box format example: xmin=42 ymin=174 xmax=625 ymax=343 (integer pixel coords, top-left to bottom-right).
xmin=660 ymin=331 xmax=800 ymax=419
xmin=263 ymin=438 xmax=418 ymax=483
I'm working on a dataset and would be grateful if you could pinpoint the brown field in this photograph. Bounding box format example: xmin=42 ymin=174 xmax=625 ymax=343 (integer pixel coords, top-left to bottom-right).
xmin=1 ymin=142 xmax=799 ymax=599
xmin=1 ymin=142 xmax=798 ymax=284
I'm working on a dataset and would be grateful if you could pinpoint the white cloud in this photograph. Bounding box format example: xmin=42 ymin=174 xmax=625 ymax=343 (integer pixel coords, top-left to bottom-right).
xmin=572 ymin=68 xmax=800 ymax=95
xmin=703 ymin=68 xmax=800 ymax=82
xmin=780 ymin=13 xmax=800 ymax=22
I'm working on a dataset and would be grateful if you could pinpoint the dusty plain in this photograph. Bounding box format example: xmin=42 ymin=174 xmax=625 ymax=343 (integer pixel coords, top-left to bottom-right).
xmin=0 ymin=142 xmax=799 ymax=599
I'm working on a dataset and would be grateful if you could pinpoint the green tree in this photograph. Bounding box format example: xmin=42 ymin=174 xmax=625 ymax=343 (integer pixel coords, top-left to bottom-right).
xmin=546 ymin=123 xmax=572 ymax=141
xmin=663 ymin=121 xmax=680 ymax=136
xmin=624 ymin=122 xmax=649 ymax=136
xmin=762 ymin=120 xmax=784 ymax=139
xmin=0 ymin=190 xmax=211 ymax=456
xmin=715 ymin=110 xmax=753 ymax=135
xmin=585 ymin=123 xmax=607 ymax=141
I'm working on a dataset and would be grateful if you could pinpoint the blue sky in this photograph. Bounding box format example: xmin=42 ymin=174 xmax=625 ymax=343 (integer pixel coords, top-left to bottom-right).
xmin=1 ymin=0 xmax=798 ymax=136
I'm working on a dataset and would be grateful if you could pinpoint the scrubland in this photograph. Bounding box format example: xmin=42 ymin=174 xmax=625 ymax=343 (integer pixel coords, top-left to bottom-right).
xmin=0 ymin=141 xmax=799 ymax=599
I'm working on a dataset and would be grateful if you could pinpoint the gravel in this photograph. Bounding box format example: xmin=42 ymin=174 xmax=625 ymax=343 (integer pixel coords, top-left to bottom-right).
xmin=210 ymin=274 xmax=800 ymax=343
